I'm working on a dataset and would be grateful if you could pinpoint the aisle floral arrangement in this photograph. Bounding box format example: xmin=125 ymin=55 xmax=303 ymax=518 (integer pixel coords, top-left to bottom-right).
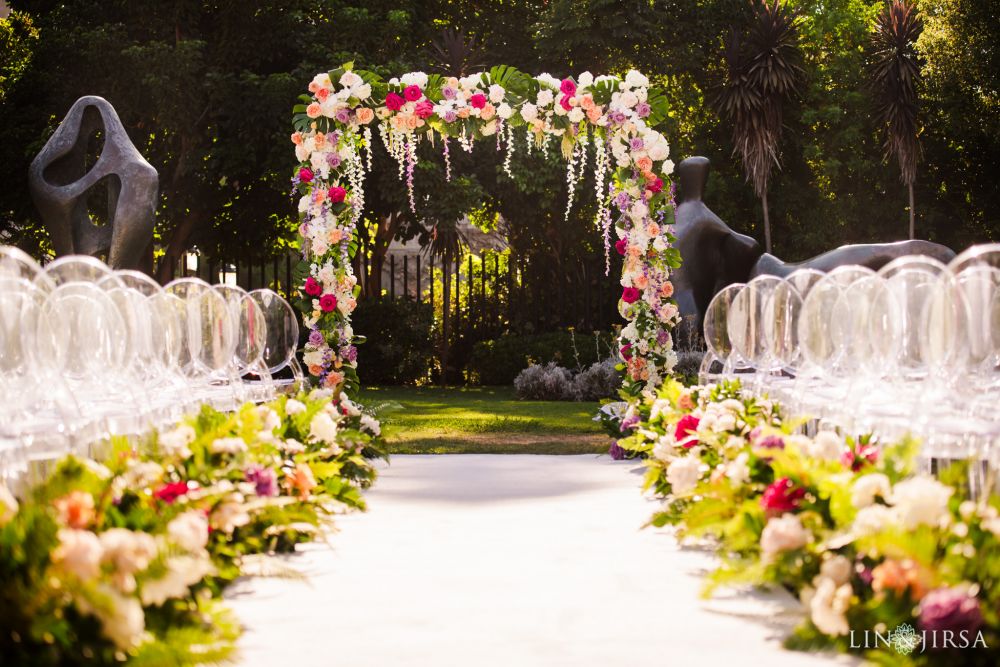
xmin=0 ymin=390 xmax=386 ymax=665
xmin=290 ymin=63 xmax=682 ymax=396
xmin=614 ymin=380 xmax=999 ymax=664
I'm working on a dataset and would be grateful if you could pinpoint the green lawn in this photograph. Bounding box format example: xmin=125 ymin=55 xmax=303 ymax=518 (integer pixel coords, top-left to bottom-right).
xmin=357 ymin=386 xmax=610 ymax=455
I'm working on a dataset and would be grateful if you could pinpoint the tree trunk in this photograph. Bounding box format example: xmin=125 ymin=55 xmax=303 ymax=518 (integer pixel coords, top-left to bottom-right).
xmin=761 ymin=188 xmax=772 ymax=254
xmin=908 ymin=182 xmax=915 ymax=240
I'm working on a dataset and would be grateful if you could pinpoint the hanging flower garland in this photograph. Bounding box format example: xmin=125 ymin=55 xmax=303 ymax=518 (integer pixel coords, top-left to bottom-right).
xmin=291 ymin=64 xmax=681 ymax=395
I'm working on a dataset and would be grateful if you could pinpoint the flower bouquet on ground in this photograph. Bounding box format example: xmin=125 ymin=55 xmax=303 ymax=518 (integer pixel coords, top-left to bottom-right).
xmin=0 ymin=389 xmax=388 ymax=665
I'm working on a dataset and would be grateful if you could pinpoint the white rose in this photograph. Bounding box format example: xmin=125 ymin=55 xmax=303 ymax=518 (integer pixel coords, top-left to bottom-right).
xmin=851 ymin=473 xmax=891 ymax=509
xmin=647 ymin=141 xmax=669 ymax=161
xmin=481 ymin=119 xmax=499 ymax=136
xmin=53 ymin=528 xmax=103 ymax=580
xmin=210 ymin=437 xmax=248 ymax=455
xmin=167 ymin=511 xmax=209 ymax=553
xmin=352 ymin=83 xmax=372 ymax=100
xmin=140 ymin=554 xmax=214 ymax=607
xmin=662 ymin=159 xmax=675 ymax=175
xmin=810 ymin=431 xmax=844 ymax=460
xmin=536 ymin=72 xmax=560 ymax=89
xmin=578 ymin=71 xmax=594 ymax=88
xmin=309 ymin=412 xmax=340 ymax=444
xmin=159 ymin=424 xmax=195 ymax=459
xmin=666 ymin=456 xmax=701 ymax=495
xmin=339 ymin=71 xmax=362 ymax=88
xmin=889 ymin=476 xmax=953 ymax=529
xmin=629 ymin=201 xmax=649 ymax=222
xmin=726 ymin=452 xmax=751 ymax=485
xmin=295 ymin=143 xmax=311 ymax=163
xmin=652 ymin=435 xmax=675 ymax=462
xmin=620 ymin=91 xmax=638 ymax=108
xmin=302 ymin=349 xmax=325 ymax=368
xmin=852 ymin=504 xmax=895 ymax=536
xmin=536 ymin=89 xmax=554 ymax=106
xmin=624 ymin=69 xmax=649 ymax=89
xmin=810 ymin=577 xmax=851 ymax=637
xmin=568 ymin=107 xmax=585 ymax=123
xmin=400 ymin=71 xmax=428 ymax=88
xmin=820 ymin=555 xmax=853 ymax=586
xmin=285 ymin=399 xmax=307 ymax=415
xmin=488 ymin=84 xmax=505 ymax=103
xmin=311 ymin=73 xmax=332 ymax=90
xmin=760 ymin=514 xmax=809 ymax=559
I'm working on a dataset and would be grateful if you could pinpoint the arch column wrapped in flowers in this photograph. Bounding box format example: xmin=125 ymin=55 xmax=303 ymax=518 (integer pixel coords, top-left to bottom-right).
xmin=290 ymin=64 xmax=681 ymax=396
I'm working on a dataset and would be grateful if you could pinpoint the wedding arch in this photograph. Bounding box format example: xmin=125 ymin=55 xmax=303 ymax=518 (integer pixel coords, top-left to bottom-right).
xmin=289 ymin=64 xmax=682 ymax=395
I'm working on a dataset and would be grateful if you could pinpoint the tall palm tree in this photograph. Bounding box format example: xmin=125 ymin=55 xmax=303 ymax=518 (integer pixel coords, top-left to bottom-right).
xmin=716 ymin=0 xmax=802 ymax=254
xmin=869 ymin=0 xmax=923 ymax=239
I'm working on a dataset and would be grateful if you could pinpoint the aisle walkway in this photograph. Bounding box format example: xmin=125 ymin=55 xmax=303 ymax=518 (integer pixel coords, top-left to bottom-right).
xmin=226 ymin=456 xmax=853 ymax=666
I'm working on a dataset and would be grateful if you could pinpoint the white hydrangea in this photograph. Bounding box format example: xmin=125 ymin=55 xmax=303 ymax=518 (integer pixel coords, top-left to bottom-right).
xmin=400 ymin=71 xmax=428 ymax=88
xmin=624 ymin=69 xmax=649 ymax=89
xmin=496 ymin=102 xmax=513 ymax=120
xmin=852 ymin=504 xmax=895 ymax=536
xmin=536 ymin=89 xmax=554 ymax=107
xmin=285 ymin=399 xmax=307 ymax=415
xmin=210 ymin=437 xmax=247 ymax=455
xmin=536 ymin=72 xmax=561 ymax=90
xmin=760 ymin=514 xmax=809 ymax=560
xmin=488 ymin=84 xmax=505 ymax=104
xmin=726 ymin=452 xmax=751 ymax=485
xmin=568 ymin=107 xmax=585 ymax=123
xmin=339 ymin=71 xmax=362 ymax=88
xmin=890 ymin=476 xmax=953 ymax=529
xmin=666 ymin=456 xmax=702 ymax=494
xmin=577 ymin=71 xmax=594 ymax=88
xmin=851 ymin=473 xmax=891 ymax=509
xmin=167 ymin=511 xmax=209 ymax=553
xmin=309 ymin=412 xmax=340 ymax=444
xmin=159 ymin=424 xmax=195 ymax=459
xmin=809 ymin=576 xmax=851 ymax=636
xmin=360 ymin=414 xmax=381 ymax=436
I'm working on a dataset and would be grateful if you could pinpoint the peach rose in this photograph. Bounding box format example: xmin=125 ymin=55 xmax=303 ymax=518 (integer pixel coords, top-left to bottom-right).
xmin=356 ymin=107 xmax=375 ymax=124
xmin=660 ymin=281 xmax=675 ymax=298
xmin=405 ymin=115 xmax=421 ymax=130
xmin=586 ymin=107 xmax=603 ymax=124
xmin=308 ymin=81 xmax=321 ymax=94
xmin=316 ymin=88 xmax=330 ymax=102
xmin=286 ymin=463 xmax=317 ymax=500
xmin=391 ymin=114 xmax=408 ymax=131
xmin=314 ymin=132 xmax=326 ymax=150
xmin=636 ymin=156 xmax=653 ymax=172
xmin=634 ymin=274 xmax=649 ymax=290
xmin=872 ymin=559 xmax=928 ymax=600
xmin=457 ymin=107 xmax=472 ymax=119
xmin=328 ymin=228 xmax=344 ymax=244
xmin=447 ymin=77 xmax=459 ymax=88
xmin=480 ymin=103 xmax=496 ymax=121
xmin=290 ymin=131 xmax=303 ymax=146
xmin=325 ymin=371 xmax=345 ymax=389
xmin=54 ymin=491 xmax=96 ymax=530
xmin=677 ymin=390 xmax=695 ymax=411
xmin=308 ymin=364 xmax=323 ymax=376
xmin=580 ymin=94 xmax=595 ymax=111
xmin=627 ymin=245 xmax=643 ymax=259
xmin=306 ymin=103 xmax=322 ymax=119
xmin=646 ymin=222 xmax=660 ymax=237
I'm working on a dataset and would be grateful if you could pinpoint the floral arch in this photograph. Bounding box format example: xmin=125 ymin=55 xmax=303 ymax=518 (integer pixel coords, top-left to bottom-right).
xmin=290 ymin=64 xmax=681 ymax=396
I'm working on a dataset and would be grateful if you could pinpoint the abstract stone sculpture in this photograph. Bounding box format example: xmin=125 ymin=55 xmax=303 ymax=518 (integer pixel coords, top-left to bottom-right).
xmin=29 ymin=96 xmax=158 ymax=270
xmin=672 ymin=156 xmax=956 ymax=331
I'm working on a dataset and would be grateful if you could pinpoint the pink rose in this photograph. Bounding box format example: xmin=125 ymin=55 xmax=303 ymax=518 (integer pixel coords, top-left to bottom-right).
xmin=674 ymin=414 xmax=700 ymax=447
xmin=304 ymin=277 xmax=322 ymax=297
xmin=469 ymin=93 xmax=487 ymax=109
xmin=385 ymin=92 xmax=404 ymax=111
xmin=615 ymin=238 xmax=628 ymax=256
xmin=621 ymin=286 xmax=640 ymax=303
xmin=647 ymin=177 xmax=664 ymax=193
xmin=356 ymin=107 xmax=375 ymax=124
xmin=559 ymin=94 xmax=573 ymax=111
xmin=560 ymin=78 xmax=577 ymax=96
xmin=403 ymin=85 xmax=423 ymax=102
xmin=319 ymin=294 xmax=338 ymax=312
xmin=620 ymin=344 xmax=632 ymax=361
xmin=328 ymin=186 xmax=347 ymax=203
xmin=414 ymin=99 xmax=434 ymax=119
xmin=298 ymin=167 xmax=313 ymax=183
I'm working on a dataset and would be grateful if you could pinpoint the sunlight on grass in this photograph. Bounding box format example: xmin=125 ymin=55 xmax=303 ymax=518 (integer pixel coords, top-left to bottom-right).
xmin=358 ymin=386 xmax=608 ymax=455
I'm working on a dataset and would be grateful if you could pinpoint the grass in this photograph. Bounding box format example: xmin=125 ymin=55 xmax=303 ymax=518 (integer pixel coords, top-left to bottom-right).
xmin=357 ymin=386 xmax=610 ymax=455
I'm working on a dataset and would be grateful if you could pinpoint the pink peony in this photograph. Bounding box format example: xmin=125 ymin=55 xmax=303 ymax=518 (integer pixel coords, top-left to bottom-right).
xmin=647 ymin=177 xmax=664 ymax=193
xmin=620 ymin=343 xmax=632 ymax=361
xmin=621 ymin=286 xmax=641 ymax=303
xmin=304 ymin=276 xmax=322 ymax=297
xmin=560 ymin=78 xmax=577 ymax=96
xmin=403 ymin=85 xmax=422 ymax=102
xmin=469 ymin=93 xmax=487 ymax=109
xmin=760 ymin=477 xmax=806 ymax=515
xmin=674 ymin=414 xmax=700 ymax=448
xmin=319 ymin=294 xmax=338 ymax=312
xmin=615 ymin=238 xmax=629 ymax=256
xmin=385 ymin=92 xmax=404 ymax=111
xmin=298 ymin=167 xmax=313 ymax=183
xmin=414 ymin=99 xmax=434 ymax=119
xmin=328 ymin=186 xmax=347 ymax=203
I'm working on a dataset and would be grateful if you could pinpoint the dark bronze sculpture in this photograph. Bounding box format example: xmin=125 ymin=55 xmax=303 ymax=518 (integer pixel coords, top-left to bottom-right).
xmin=29 ymin=96 xmax=158 ymax=270
xmin=672 ymin=156 xmax=955 ymax=331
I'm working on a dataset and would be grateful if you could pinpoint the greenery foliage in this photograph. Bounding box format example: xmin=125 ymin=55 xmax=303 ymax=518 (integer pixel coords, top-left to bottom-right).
xmin=466 ymin=329 xmax=616 ymax=385
xmin=352 ymin=298 xmax=435 ymax=385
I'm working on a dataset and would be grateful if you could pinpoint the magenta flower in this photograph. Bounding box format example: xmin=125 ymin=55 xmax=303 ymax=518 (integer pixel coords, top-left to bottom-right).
xmin=919 ymin=587 xmax=983 ymax=636
xmin=608 ymin=440 xmax=626 ymax=460
xmin=303 ymin=276 xmax=322 ymax=297
xmin=469 ymin=93 xmax=487 ymax=109
xmin=319 ymin=294 xmax=338 ymax=312
xmin=559 ymin=94 xmax=573 ymax=111
xmin=760 ymin=478 xmax=806 ymax=514
xmin=414 ymin=99 xmax=434 ymax=119
xmin=403 ymin=85 xmax=422 ymax=102
xmin=560 ymin=78 xmax=577 ymax=96
xmin=757 ymin=435 xmax=785 ymax=450
xmin=674 ymin=414 xmax=700 ymax=448
xmin=647 ymin=177 xmax=664 ymax=193
xmin=385 ymin=92 xmax=404 ymax=111
xmin=621 ymin=286 xmax=640 ymax=304
xmin=615 ymin=238 xmax=629 ymax=256
xmin=620 ymin=343 xmax=632 ymax=360
xmin=298 ymin=167 xmax=313 ymax=183
xmin=328 ymin=186 xmax=347 ymax=203
xmin=245 ymin=465 xmax=279 ymax=497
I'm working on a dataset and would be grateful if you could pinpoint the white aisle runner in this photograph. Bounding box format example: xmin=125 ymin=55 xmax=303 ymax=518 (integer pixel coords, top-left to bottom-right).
xmin=225 ymin=455 xmax=854 ymax=666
